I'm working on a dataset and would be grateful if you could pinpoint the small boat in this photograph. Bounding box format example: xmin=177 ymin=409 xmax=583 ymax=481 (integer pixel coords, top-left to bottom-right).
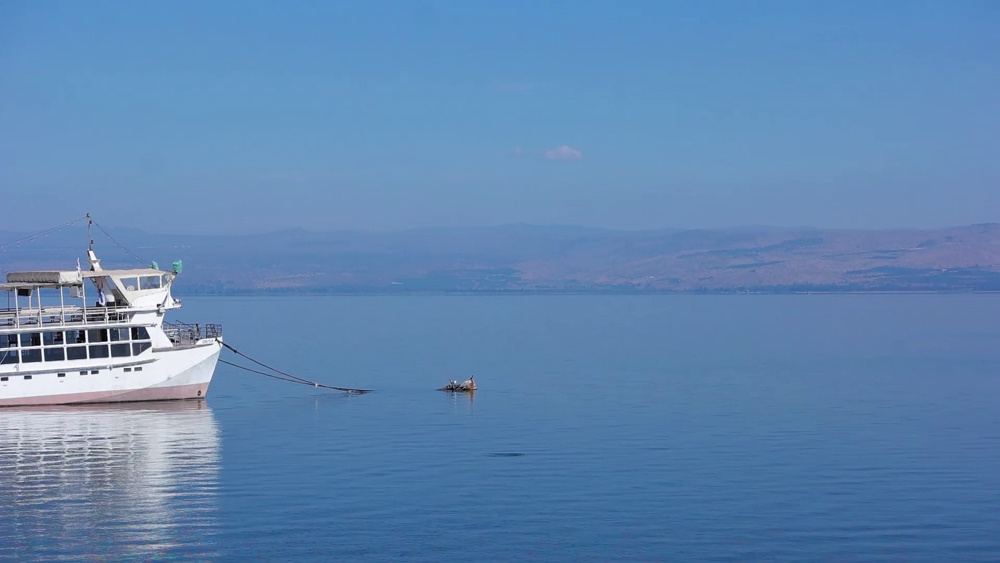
xmin=440 ymin=376 xmax=476 ymax=392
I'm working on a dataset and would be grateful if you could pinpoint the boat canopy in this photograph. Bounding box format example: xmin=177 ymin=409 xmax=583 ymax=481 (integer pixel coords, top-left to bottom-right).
xmin=5 ymin=271 xmax=83 ymax=285
xmin=4 ymin=268 xmax=165 ymax=287
xmin=82 ymin=269 xmax=164 ymax=279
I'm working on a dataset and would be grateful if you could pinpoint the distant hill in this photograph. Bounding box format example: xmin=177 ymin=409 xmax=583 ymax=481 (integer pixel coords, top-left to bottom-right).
xmin=2 ymin=224 xmax=1000 ymax=293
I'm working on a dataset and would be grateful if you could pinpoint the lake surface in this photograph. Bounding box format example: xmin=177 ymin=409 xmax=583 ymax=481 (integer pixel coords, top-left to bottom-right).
xmin=2 ymin=295 xmax=999 ymax=561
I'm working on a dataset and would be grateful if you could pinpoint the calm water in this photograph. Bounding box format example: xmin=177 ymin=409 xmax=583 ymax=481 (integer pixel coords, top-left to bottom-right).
xmin=2 ymin=295 xmax=999 ymax=561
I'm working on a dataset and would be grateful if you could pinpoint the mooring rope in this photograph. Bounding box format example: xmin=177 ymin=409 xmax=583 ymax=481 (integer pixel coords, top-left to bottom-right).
xmin=220 ymin=342 xmax=372 ymax=394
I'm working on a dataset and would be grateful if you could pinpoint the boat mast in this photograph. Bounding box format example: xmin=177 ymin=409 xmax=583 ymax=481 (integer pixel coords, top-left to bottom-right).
xmin=85 ymin=213 xmax=101 ymax=271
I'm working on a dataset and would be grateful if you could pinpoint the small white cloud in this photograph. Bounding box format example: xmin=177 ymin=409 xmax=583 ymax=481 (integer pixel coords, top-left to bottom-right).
xmin=544 ymin=145 xmax=582 ymax=161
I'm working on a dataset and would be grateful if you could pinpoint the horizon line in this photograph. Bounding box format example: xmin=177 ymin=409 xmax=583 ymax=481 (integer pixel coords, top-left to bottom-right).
xmin=3 ymin=220 xmax=1000 ymax=240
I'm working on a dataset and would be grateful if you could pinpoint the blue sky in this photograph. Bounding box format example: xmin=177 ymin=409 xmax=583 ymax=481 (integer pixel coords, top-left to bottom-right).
xmin=1 ymin=1 xmax=997 ymax=233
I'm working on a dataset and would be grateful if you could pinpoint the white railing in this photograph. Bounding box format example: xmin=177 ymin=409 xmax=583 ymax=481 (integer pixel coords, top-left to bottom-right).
xmin=0 ymin=305 xmax=131 ymax=330
xmin=163 ymin=322 xmax=222 ymax=345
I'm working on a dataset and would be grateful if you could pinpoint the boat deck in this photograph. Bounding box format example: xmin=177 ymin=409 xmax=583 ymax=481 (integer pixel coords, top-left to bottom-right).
xmin=0 ymin=305 xmax=132 ymax=331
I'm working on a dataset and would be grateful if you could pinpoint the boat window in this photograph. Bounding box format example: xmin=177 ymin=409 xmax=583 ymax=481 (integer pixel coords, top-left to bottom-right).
xmin=66 ymin=330 xmax=86 ymax=344
xmin=0 ymin=334 xmax=16 ymax=349
xmin=80 ymin=371 xmax=87 ymax=375
xmin=23 ymin=375 xmax=32 ymax=380
xmin=67 ymin=346 xmax=87 ymax=360
xmin=131 ymin=327 xmax=150 ymax=340
xmin=58 ymin=373 xmax=66 ymax=377
xmin=20 ymin=333 xmax=41 ymax=347
xmin=124 ymin=367 xmax=132 ymax=372
xmin=110 ymin=343 xmax=130 ymax=358
xmin=21 ymin=348 xmax=42 ymax=363
xmin=89 ymin=344 xmax=110 ymax=359
xmin=0 ymin=376 xmax=7 ymax=381
xmin=132 ymin=342 xmax=152 ymax=356
xmin=120 ymin=277 xmax=139 ymax=291
xmin=135 ymin=367 xmax=143 ymax=372
xmin=88 ymin=329 xmax=108 ymax=343
xmin=44 ymin=348 xmax=65 ymax=362
xmin=43 ymin=331 xmax=65 ymax=346
xmin=91 ymin=370 xmax=99 ymax=374
xmin=109 ymin=328 xmax=129 ymax=342
xmin=0 ymin=350 xmax=17 ymax=364
xmin=140 ymin=275 xmax=162 ymax=290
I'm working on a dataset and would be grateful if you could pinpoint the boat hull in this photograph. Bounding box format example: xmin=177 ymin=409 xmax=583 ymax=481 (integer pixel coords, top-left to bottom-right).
xmin=0 ymin=341 xmax=221 ymax=407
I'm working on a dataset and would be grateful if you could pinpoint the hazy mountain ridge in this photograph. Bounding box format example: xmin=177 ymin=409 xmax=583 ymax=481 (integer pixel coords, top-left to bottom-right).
xmin=2 ymin=224 xmax=999 ymax=293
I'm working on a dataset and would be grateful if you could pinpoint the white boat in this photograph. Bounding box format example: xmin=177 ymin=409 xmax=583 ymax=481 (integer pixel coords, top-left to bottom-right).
xmin=0 ymin=243 xmax=222 ymax=407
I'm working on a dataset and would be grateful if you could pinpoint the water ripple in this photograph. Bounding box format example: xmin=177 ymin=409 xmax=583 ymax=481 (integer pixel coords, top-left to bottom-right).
xmin=0 ymin=403 xmax=220 ymax=562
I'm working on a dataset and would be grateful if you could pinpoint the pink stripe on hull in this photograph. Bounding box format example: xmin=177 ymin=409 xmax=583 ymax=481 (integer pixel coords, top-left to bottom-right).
xmin=0 ymin=383 xmax=210 ymax=407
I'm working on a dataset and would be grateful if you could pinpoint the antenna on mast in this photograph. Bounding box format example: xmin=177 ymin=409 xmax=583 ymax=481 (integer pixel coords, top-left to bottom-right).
xmin=86 ymin=213 xmax=93 ymax=251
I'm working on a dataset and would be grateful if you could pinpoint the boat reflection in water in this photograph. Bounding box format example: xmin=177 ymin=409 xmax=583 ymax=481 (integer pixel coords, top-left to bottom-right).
xmin=0 ymin=401 xmax=220 ymax=561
